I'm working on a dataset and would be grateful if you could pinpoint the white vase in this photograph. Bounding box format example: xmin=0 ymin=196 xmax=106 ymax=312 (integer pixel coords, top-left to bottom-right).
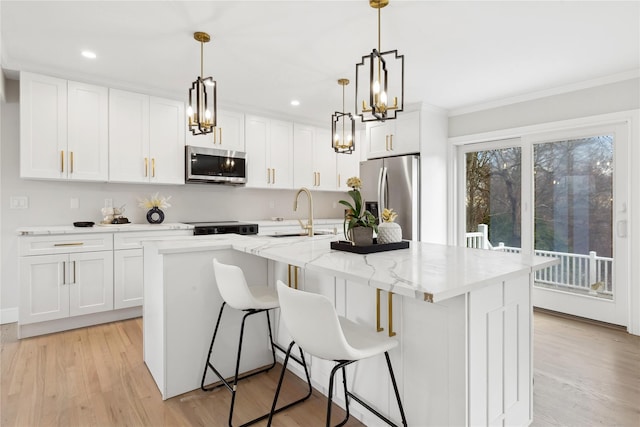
xmin=377 ymin=222 xmax=402 ymax=244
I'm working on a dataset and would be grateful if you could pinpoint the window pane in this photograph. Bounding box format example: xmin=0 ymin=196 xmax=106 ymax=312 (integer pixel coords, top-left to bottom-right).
xmin=533 ymin=135 xmax=614 ymax=298
xmin=465 ymin=147 xmax=522 ymax=250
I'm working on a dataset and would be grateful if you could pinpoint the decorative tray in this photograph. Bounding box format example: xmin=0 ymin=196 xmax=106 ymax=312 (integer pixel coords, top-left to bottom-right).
xmin=330 ymin=239 xmax=409 ymax=254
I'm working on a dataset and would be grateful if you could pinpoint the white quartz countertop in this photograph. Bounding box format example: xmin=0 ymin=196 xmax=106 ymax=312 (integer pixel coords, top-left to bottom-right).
xmin=144 ymin=233 xmax=558 ymax=303
xmin=16 ymin=222 xmax=194 ymax=236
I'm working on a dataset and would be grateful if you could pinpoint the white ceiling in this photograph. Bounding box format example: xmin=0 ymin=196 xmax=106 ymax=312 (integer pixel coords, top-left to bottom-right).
xmin=2 ymin=1 xmax=639 ymax=125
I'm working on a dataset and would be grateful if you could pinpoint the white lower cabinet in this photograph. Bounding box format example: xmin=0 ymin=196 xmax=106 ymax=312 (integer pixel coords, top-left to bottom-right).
xmin=113 ymin=230 xmax=192 ymax=309
xmin=18 ymin=228 xmax=192 ymax=337
xmin=19 ymin=245 xmax=113 ymax=325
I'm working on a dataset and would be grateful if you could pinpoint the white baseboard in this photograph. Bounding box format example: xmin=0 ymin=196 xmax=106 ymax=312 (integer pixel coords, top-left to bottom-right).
xmin=1 ymin=307 xmax=18 ymax=324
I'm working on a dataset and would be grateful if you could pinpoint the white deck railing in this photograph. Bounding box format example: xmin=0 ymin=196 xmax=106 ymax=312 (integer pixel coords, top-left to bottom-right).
xmin=466 ymin=225 xmax=614 ymax=295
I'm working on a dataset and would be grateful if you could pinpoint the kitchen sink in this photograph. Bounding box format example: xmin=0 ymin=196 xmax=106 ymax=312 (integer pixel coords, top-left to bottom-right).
xmin=270 ymin=230 xmax=336 ymax=238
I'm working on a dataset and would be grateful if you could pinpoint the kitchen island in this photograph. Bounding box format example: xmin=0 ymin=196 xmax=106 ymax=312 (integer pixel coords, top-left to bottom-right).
xmin=143 ymin=233 xmax=557 ymax=426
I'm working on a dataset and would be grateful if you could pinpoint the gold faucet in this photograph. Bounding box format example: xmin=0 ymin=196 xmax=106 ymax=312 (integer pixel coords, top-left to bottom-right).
xmin=293 ymin=187 xmax=314 ymax=237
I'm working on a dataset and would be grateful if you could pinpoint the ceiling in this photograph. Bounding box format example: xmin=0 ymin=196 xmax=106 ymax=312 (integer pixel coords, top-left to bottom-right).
xmin=2 ymin=1 xmax=639 ymax=125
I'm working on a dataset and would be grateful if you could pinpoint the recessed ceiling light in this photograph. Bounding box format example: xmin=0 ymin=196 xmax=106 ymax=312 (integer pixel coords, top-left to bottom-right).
xmin=290 ymin=100 xmax=300 ymax=106
xmin=81 ymin=51 xmax=97 ymax=59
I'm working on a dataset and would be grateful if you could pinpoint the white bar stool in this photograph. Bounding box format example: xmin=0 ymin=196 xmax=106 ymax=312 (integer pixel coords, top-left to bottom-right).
xmin=269 ymin=280 xmax=408 ymax=427
xmin=201 ymin=259 xmax=312 ymax=426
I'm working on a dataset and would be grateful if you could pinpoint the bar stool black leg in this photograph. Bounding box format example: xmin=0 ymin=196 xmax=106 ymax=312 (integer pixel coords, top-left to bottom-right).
xmin=201 ymin=302 xmax=227 ymax=392
xmin=385 ymin=351 xmax=408 ymax=427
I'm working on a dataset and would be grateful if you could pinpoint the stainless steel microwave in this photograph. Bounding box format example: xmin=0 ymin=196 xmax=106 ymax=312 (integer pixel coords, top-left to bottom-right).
xmin=185 ymin=146 xmax=247 ymax=184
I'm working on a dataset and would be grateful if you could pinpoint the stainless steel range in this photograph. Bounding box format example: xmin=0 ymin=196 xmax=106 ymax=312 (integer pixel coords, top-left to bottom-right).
xmin=186 ymin=221 xmax=259 ymax=236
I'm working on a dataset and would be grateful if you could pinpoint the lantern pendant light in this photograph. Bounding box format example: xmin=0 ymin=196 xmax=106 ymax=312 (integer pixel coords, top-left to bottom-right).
xmin=355 ymin=0 xmax=404 ymax=122
xmin=187 ymin=32 xmax=217 ymax=135
xmin=331 ymin=79 xmax=356 ymax=154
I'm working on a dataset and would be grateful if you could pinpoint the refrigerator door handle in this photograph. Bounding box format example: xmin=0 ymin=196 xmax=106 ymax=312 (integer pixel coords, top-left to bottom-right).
xmin=380 ymin=166 xmax=388 ymax=219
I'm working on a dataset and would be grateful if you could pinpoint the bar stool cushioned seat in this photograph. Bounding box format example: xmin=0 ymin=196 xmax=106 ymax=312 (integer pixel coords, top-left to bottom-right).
xmin=269 ymin=280 xmax=408 ymax=427
xmin=201 ymin=260 xmax=311 ymax=427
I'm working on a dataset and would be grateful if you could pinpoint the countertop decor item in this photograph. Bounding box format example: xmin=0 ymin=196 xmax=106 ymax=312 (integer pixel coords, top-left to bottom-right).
xmin=139 ymin=193 xmax=171 ymax=224
xmin=73 ymin=221 xmax=94 ymax=227
xmin=338 ymin=176 xmax=378 ymax=246
xmin=377 ymin=208 xmax=402 ymax=244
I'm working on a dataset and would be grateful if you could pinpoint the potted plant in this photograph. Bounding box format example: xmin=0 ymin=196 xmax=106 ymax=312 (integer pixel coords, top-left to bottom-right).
xmin=339 ymin=177 xmax=378 ymax=246
xmin=378 ymin=208 xmax=402 ymax=244
xmin=138 ymin=192 xmax=172 ymax=224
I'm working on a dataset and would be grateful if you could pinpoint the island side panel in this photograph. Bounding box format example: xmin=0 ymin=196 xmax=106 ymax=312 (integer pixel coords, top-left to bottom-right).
xmin=146 ymin=248 xmax=272 ymax=400
xmin=143 ymin=244 xmax=166 ymax=396
xmin=468 ymin=274 xmax=531 ymax=426
xmin=402 ymin=293 xmax=467 ymax=426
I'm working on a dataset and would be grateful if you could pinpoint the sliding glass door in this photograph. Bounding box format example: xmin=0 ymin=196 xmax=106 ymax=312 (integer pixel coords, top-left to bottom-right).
xmin=460 ymin=124 xmax=629 ymax=326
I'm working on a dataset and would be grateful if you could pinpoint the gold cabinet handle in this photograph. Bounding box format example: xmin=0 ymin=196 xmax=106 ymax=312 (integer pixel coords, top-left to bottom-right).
xmin=144 ymin=157 xmax=148 ymax=177
xmin=61 ymin=150 xmax=64 ymax=173
xmin=267 ymin=168 xmax=271 ymax=184
xmin=70 ymin=151 xmax=74 ymax=173
xmin=62 ymin=261 xmax=66 ymax=285
xmin=272 ymin=168 xmax=276 ymax=184
xmin=318 ymin=172 xmax=320 ymax=186
xmin=390 ymin=134 xmax=394 ymax=151
xmin=213 ymin=127 xmax=217 ymax=144
xmin=54 ymin=242 xmax=84 ymax=247
xmin=287 ymin=264 xmax=299 ymax=289
xmin=388 ymin=292 xmax=396 ymax=337
xmin=219 ymin=127 xmax=222 ymax=145
xmin=385 ymin=135 xmax=389 ymax=151
xmin=338 ymin=173 xmax=341 ymax=188
xmin=152 ymin=158 xmax=156 ymax=177
xmin=376 ymin=289 xmax=384 ymax=332
xmin=72 ymin=260 xmax=77 ymax=284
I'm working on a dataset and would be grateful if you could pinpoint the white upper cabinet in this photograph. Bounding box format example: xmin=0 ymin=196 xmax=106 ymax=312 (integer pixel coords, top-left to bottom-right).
xmin=109 ymin=90 xmax=184 ymax=184
xmin=20 ymin=72 xmax=108 ymax=181
xmin=109 ymin=89 xmax=150 ymax=183
xmin=67 ymin=81 xmax=109 ymax=181
xmin=149 ymin=97 xmax=185 ymax=184
xmin=245 ymin=115 xmax=293 ymax=189
xmin=185 ymin=109 xmax=245 ymax=152
xmin=293 ymin=125 xmax=339 ymax=191
xmin=367 ymin=110 xmax=420 ymax=159
xmin=336 ymin=131 xmax=362 ymax=191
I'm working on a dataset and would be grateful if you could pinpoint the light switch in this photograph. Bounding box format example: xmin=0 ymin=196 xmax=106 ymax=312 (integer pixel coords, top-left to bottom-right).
xmin=10 ymin=196 xmax=28 ymax=209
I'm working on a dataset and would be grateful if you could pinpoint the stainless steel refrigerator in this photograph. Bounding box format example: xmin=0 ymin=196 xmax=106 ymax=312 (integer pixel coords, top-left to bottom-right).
xmin=360 ymin=155 xmax=420 ymax=241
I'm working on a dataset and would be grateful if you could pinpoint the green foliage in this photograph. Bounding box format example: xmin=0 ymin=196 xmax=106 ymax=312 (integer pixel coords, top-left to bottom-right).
xmin=339 ymin=189 xmax=378 ymax=237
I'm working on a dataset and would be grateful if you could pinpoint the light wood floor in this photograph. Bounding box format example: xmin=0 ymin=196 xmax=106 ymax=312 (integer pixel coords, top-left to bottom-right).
xmin=1 ymin=311 xmax=639 ymax=426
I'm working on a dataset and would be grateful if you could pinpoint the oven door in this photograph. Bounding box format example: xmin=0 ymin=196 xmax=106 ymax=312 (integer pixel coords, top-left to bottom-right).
xmin=185 ymin=146 xmax=247 ymax=184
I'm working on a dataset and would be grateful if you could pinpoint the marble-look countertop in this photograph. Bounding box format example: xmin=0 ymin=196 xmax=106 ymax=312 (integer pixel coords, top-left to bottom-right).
xmin=16 ymin=222 xmax=194 ymax=236
xmin=144 ymin=233 xmax=557 ymax=303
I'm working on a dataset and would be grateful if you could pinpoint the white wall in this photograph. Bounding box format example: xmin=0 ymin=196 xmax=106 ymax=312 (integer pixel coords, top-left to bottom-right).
xmin=448 ymin=77 xmax=640 ymax=335
xmin=0 ymin=78 xmax=347 ymax=323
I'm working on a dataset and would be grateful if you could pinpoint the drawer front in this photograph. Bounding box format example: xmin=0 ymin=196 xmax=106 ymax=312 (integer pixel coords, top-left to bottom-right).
xmin=20 ymin=234 xmax=113 ymax=256
xmin=114 ymin=230 xmax=193 ymax=250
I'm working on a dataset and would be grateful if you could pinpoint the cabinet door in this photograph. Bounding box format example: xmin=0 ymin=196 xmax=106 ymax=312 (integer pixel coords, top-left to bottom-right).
xmin=19 ymin=254 xmax=69 ymax=324
xmin=68 ymin=251 xmax=114 ymax=317
xmin=245 ymin=115 xmax=269 ymax=188
xmin=109 ymin=89 xmax=150 ymax=183
xmin=367 ymin=120 xmax=391 ymax=159
xmin=313 ymin=128 xmax=337 ymax=190
xmin=149 ymin=97 xmax=185 ymax=184
xmin=336 ymin=132 xmax=361 ymax=191
xmin=268 ymin=119 xmax=294 ymax=189
xmin=185 ymin=109 xmax=245 ymax=151
xmin=390 ymin=110 xmax=420 ymax=155
xmin=19 ymin=72 xmax=68 ymax=179
xmin=293 ymin=124 xmax=315 ymax=188
xmin=114 ymin=249 xmax=143 ymax=309
xmin=67 ymin=81 xmax=109 ymax=181
xmin=216 ymin=110 xmax=245 ymax=152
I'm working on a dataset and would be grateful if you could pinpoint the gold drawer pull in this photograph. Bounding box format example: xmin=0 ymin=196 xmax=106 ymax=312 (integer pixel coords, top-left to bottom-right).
xmin=388 ymin=291 xmax=396 ymax=337
xmin=60 ymin=150 xmax=64 ymax=172
xmin=54 ymin=242 xmax=84 ymax=247
xmin=376 ymin=288 xmax=384 ymax=332
xmin=287 ymin=264 xmax=299 ymax=289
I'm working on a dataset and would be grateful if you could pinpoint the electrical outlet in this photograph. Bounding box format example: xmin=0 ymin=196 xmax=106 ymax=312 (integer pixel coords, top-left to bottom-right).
xmin=333 ymin=201 xmax=337 ymax=209
xmin=10 ymin=196 xmax=28 ymax=209
xmin=104 ymin=198 xmax=113 ymax=208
